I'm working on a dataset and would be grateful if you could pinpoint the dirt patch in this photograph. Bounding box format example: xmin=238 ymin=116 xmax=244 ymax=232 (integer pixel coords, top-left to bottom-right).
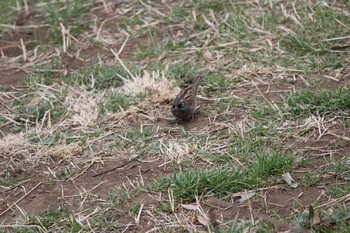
xmin=0 ymin=157 xmax=174 ymax=224
xmin=0 ymin=68 xmax=26 ymax=87
xmin=0 ymin=39 xmax=28 ymax=87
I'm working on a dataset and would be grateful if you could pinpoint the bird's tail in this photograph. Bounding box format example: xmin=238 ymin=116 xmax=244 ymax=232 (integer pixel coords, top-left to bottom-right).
xmin=191 ymin=75 xmax=205 ymax=110
xmin=192 ymin=75 xmax=205 ymax=95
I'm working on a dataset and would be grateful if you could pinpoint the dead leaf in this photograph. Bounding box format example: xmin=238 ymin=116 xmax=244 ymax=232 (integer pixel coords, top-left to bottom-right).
xmin=203 ymin=50 xmax=213 ymax=61
xmin=312 ymin=210 xmax=321 ymax=225
xmin=181 ymin=204 xmax=199 ymax=211
xmin=231 ymin=190 xmax=256 ymax=203
xmin=248 ymin=47 xmax=264 ymax=52
xmin=197 ymin=215 xmax=210 ymax=226
xmin=282 ymin=172 xmax=298 ymax=188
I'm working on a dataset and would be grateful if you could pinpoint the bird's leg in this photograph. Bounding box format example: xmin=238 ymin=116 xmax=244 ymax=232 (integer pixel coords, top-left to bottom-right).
xmin=191 ymin=113 xmax=195 ymax=122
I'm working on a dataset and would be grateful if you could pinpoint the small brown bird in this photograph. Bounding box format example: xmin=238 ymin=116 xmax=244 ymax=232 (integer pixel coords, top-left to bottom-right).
xmin=171 ymin=75 xmax=205 ymax=120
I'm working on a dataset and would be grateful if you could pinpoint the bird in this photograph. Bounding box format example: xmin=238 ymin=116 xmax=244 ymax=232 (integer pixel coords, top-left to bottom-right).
xmin=171 ymin=75 xmax=205 ymax=120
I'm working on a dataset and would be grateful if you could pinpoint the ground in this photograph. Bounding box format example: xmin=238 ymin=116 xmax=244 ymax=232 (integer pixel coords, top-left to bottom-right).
xmin=0 ymin=1 xmax=350 ymax=232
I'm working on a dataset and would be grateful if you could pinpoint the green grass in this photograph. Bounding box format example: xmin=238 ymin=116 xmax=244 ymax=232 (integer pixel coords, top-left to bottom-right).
xmin=14 ymin=99 xmax=66 ymax=122
xmin=301 ymin=174 xmax=321 ymax=187
xmin=326 ymin=161 xmax=350 ymax=174
xmin=0 ymin=0 xmax=94 ymax=43
xmin=295 ymin=206 xmax=350 ymax=232
xmin=24 ymin=58 xmax=64 ymax=86
xmin=27 ymin=63 xmax=128 ymax=89
xmin=164 ymin=62 xmax=201 ymax=84
xmin=136 ymin=39 xmax=185 ymax=60
xmin=42 ymin=0 xmax=92 ymax=43
xmin=0 ymin=0 xmax=17 ymax=25
xmin=0 ymin=175 xmax=20 ymax=187
xmin=13 ymin=189 xmax=142 ymax=232
xmin=8 ymin=90 xmax=67 ymax=133
xmin=26 ymin=208 xmax=83 ymax=232
xmin=280 ymin=6 xmax=350 ymax=54
xmin=327 ymin=183 xmax=350 ymax=199
xmin=249 ymin=150 xmax=294 ymax=180
xmin=228 ymin=123 xmax=285 ymax=163
xmin=155 ymin=167 xmax=251 ymax=200
xmin=72 ymin=65 xmax=125 ymax=90
xmin=195 ymin=0 xmax=226 ymax=12
xmin=104 ymin=128 xmax=159 ymax=158
xmin=101 ymin=92 xmax=138 ymax=114
xmin=155 ymin=150 xmax=294 ymax=200
xmin=252 ymin=88 xmax=350 ymax=120
xmin=287 ymin=88 xmax=350 ymax=117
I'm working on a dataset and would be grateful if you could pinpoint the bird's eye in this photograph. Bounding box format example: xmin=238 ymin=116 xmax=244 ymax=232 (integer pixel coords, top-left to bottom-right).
xmin=179 ymin=102 xmax=186 ymax=109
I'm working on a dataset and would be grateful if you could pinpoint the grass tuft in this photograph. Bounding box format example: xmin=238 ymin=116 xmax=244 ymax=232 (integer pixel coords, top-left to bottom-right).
xmin=249 ymin=150 xmax=294 ymax=180
xmin=288 ymin=88 xmax=350 ymax=117
xmin=155 ymin=167 xmax=251 ymax=200
xmin=155 ymin=150 xmax=294 ymax=200
xmin=43 ymin=0 xmax=92 ymax=42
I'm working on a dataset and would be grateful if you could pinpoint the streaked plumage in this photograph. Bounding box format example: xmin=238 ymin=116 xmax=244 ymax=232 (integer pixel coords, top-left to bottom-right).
xmin=171 ymin=75 xmax=204 ymax=120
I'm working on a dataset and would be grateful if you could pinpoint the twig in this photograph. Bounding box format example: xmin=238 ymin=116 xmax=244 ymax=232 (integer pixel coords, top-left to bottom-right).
xmin=115 ymin=34 xmax=130 ymax=57
xmin=23 ymin=0 xmax=29 ymax=13
xmin=322 ymin=35 xmax=350 ymax=41
xmin=111 ymin=49 xmax=135 ymax=79
xmin=60 ymin=22 xmax=68 ymax=53
xmin=0 ymin=179 xmax=31 ymax=195
xmin=20 ymin=38 xmax=27 ymax=62
xmin=84 ymin=131 xmax=118 ymax=148
xmin=0 ymin=24 xmax=50 ymax=29
xmin=183 ymin=41 xmax=238 ymax=50
xmin=315 ymin=193 xmax=350 ymax=209
xmin=326 ymin=132 xmax=350 ymax=141
xmin=96 ymin=15 xmax=119 ymax=40
xmin=0 ymin=44 xmax=21 ymax=50
xmin=0 ymin=224 xmax=46 ymax=232
xmin=323 ymin=75 xmax=339 ymax=82
xmin=135 ymin=204 xmax=144 ymax=224
xmin=245 ymin=189 xmax=255 ymax=225
xmin=68 ymin=160 xmax=95 ymax=181
xmin=92 ymin=155 xmax=140 ymax=177
xmin=110 ymin=36 xmax=135 ymax=80
xmin=0 ymin=182 xmax=42 ymax=216
xmin=253 ymin=81 xmax=271 ymax=105
xmin=0 ymin=114 xmax=21 ymax=125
